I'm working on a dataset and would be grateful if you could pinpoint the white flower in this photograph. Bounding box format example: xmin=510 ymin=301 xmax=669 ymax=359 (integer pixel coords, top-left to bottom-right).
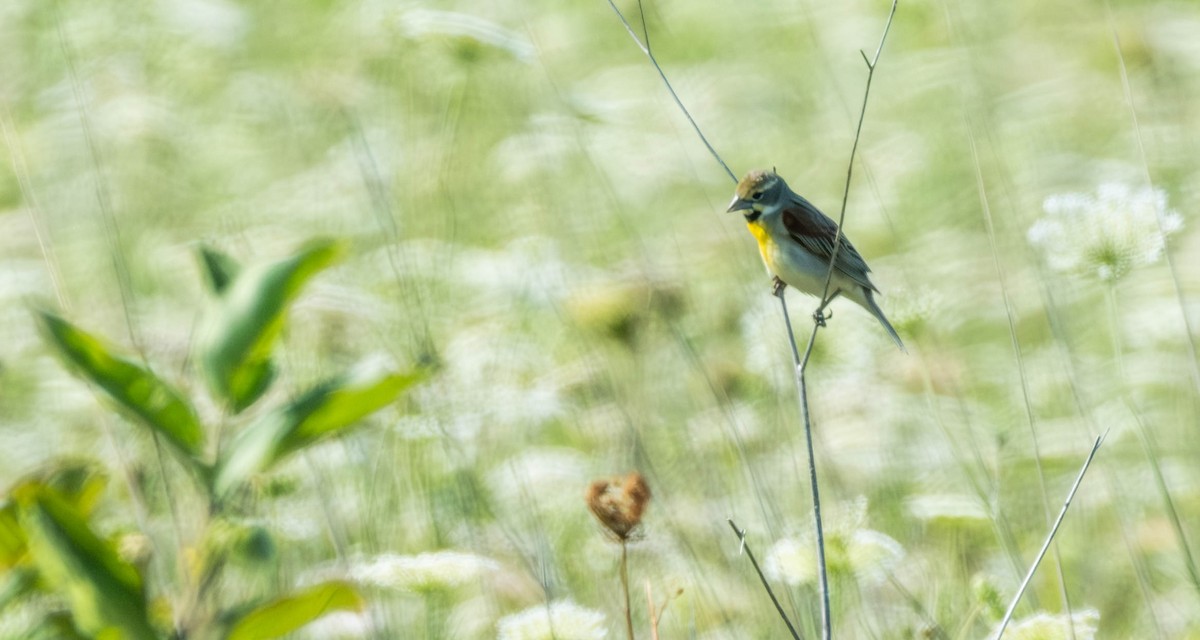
xmin=348 ymin=551 xmax=499 ymax=592
xmin=764 ymin=497 xmax=904 ymax=586
xmin=299 ymin=610 xmax=374 ymax=639
xmin=497 ymin=600 xmax=607 ymax=640
xmin=764 ymin=535 xmax=817 ymax=586
xmin=846 ymin=529 xmax=905 ymax=583
xmin=1028 ymin=183 xmax=1183 ymax=282
xmin=998 ymin=609 xmax=1100 ymax=640
xmin=906 ymin=493 xmax=989 ymax=522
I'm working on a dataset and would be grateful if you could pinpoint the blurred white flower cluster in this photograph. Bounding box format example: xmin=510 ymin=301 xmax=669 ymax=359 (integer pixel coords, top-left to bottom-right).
xmin=497 ymin=599 xmax=607 ymax=640
xmin=348 ymin=550 xmax=499 ymax=593
xmin=999 ymin=609 xmax=1100 ymax=640
xmin=763 ymin=497 xmax=905 ymax=586
xmin=1028 ymin=183 xmax=1183 ymax=283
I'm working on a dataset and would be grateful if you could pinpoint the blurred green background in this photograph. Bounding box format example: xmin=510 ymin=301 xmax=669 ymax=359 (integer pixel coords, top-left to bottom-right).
xmin=2 ymin=0 xmax=1199 ymax=637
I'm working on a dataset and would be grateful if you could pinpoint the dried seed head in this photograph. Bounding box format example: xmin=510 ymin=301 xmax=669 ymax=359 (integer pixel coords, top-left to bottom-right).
xmin=586 ymin=472 xmax=651 ymax=540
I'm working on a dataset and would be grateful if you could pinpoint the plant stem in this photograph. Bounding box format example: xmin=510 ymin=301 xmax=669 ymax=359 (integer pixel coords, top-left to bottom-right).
xmin=621 ymin=541 xmax=634 ymax=640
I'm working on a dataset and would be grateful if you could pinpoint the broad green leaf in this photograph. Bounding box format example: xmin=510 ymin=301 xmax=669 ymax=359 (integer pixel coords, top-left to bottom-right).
xmin=16 ymin=484 xmax=155 ymax=639
xmin=35 ymin=311 xmax=205 ymax=459
xmin=225 ymin=581 xmax=363 ymax=640
xmin=213 ymin=365 xmax=423 ymax=495
xmin=198 ymin=245 xmax=242 ymax=294
xmin=197 ymin=238 xmax=345 ymax=413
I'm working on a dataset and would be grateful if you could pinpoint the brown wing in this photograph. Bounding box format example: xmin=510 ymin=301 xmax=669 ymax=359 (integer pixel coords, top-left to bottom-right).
xmin=780 ymin=195 xmax=877 ymax=292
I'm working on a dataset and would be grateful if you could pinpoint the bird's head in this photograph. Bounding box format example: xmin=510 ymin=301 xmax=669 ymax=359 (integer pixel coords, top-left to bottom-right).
xmin=726 ymin=170 xmax=784 ymax=220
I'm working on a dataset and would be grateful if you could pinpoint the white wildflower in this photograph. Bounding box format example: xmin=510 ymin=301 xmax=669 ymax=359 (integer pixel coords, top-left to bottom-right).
xmin=906 ymin=493 xmax=989 ymax=522
xmin=764 ymin=497 xmax=904 ymax=586
xmin=349 ymin=551 xmax=499 ymax=593
xmin=764 ymin=535 xmax=817 ymax=586
xmin=999 ymin=609 xmax=1100 ymax=640
xmin=846 ymin=529 xmax=905 ymax=583
xmin=1028 ymin=183 xmax=1182 ymax=282
xmin=497 ymin=600 xmax=607 ymax=640
xmin=400 ymin=9 xmax=534 ymax=61
xmin=299 ymin=610 xmax=374 ymax=639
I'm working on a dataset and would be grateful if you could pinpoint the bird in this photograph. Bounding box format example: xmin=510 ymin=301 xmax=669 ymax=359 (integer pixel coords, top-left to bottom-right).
xmin=726 ymin=169 xmax=905 ymax=351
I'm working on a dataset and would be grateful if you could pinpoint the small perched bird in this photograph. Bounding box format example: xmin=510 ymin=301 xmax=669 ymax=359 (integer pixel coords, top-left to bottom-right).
xmin=727 ymin=169 xmax=905 ymax=351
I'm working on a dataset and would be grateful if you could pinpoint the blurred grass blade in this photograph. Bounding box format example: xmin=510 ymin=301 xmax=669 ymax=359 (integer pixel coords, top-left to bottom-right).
xmin=35 ymin=310 xmax=205 ymax=459
xmin=226 ymin=581 xmax=364 ymax=640
xmin=197 ymin=238 xmax=346 ymax=413
xmin=214 ymin=366 xmax=422 ymax=496
xmin=15 ymin=484 xmax=155 ymax=638
xmin=199 ymin=245 xmax=242 ymax=294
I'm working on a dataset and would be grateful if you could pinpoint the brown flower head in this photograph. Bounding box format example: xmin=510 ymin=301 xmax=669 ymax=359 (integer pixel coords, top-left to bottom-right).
xmin=585 ymin=472 xmax=651 ymax=540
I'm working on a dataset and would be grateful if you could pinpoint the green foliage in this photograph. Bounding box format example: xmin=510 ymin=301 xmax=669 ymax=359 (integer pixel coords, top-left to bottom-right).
xmin=197 ymin=246 xmax=242 ymax=295
xmin=15 ymin=483 xmax=155 ymax=639
xmin=196 ymin=238 xmax=346 ymax=413
xmin=4 ymin=238 xmax=417 ymax=638
xmin=35 ymin=311 xmax=206 ymax=462
xmin=215 ymin=367 xmax=424 ymax=496
xmin=225 ymin=581 xmax=364 ymax=640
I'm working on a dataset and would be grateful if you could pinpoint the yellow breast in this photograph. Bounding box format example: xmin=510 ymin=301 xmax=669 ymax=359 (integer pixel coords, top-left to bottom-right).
xmin=745 ymin=220 xmax=778 ymax=271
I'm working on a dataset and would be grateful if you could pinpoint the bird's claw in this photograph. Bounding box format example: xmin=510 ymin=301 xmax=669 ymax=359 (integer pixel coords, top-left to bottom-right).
xmin=771 ymin=276 xmax=787 ymax=298
xmin=812 ymin=309 xmax=828 ymax=327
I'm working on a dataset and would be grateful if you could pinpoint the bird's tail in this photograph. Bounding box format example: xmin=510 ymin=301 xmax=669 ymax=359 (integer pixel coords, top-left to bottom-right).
xmin=863 ymin=289 xmax=906 ymax=353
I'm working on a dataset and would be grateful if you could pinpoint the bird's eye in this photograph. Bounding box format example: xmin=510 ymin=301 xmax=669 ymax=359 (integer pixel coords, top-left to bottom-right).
xmin=751 ymin=192 xmax=763 ymax=201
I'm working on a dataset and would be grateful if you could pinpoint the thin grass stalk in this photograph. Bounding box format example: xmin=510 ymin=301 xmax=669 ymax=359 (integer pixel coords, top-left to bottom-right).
xmin=727 ymin=520 xmax=802 ymax=640
xmin=964 ymin=120 xmax=1074 ymax=630
xmin=1106 ymin=6 xmax=1200 ymax=399
xmin=815 ymin=0 xmax=898 ymax=308
xmin=993 ymin=433 xmax=1105 ymax=640
xmin=792 ymin=5 xmax=898 ymax=638
xmin=603 ymin=0 xmax=735 ymax=183
xmin=778 ymin=292 xmax=829 ymax=638
xmin=621 ymin=541 xmax=635 ymax=640
xmin=1105 ymin=287 xmax=1200 ymax=596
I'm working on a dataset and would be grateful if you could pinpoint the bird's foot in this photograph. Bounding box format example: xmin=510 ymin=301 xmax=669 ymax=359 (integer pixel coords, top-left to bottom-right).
xmin=812 ymin=308 xmax=832 ymax=327
xmin=771 ymin=276 xmax=787 ymax=298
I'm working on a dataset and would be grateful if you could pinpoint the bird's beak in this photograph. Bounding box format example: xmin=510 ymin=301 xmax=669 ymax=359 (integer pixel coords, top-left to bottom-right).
xmin=726 ymin=196 xmax=753 ymax=213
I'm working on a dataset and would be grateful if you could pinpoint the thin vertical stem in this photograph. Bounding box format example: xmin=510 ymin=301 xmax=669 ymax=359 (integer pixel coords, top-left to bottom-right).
xmin=993 ymin=434 xmax=1105 ymax=639
xmin=621 ymin=541 xmax=635 ymax=640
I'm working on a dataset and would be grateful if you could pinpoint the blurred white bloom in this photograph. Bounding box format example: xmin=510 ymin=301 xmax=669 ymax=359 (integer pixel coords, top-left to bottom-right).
xmin=906 ymin=493 xmax=989 ymax=522
xmin=999 ymin=609 xmax=1099 ymax=640
xmin=400 ymin=9 xmax=534 ymax=61
xmin=299 ymin=610 xmax=374 ymax=639
xmin=846 ymin=529 xmax=905 ymax=583
xmin=1028 ymin=183 xmax=1182 ymax=282
xmin=764 ymin=497 xmax=903 ymax=586
xmin=497 ymin=600 xmax=607 ymax=640
xmin=488 ymin=447 xmax=590 ymax=516
xmin=764 ymin=535 xmax=817 ymax=586
xmin=740 ymin=295 xmax=791 ymax=392
xmin=764 ymin=528 xmax=905 ymax=586
xmin=158 ymin=0 xmax=248 ymax=49
xmin=349 ymin=551 xmax=499 ymax=593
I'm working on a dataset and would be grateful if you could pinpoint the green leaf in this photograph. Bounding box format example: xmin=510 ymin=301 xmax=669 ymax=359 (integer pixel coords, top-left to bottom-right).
xmin=0 ymin=502 xmax=24 ymax=570
xmin=213 ymin=365 xmax=423 ymax=496
xmin=225 ymin=581 xmax=363 ymax=640
xmin=16 ymin=484 xmax=155 ymax=639
xmin=35 ymin=311 xmax=205 ymax=459
xmin=1 ymin=461 xmax=108 ymax=571
xmin=197 ymin=238 xmax=345 ymax=413
xmin=198 ymin=245 xmax=242 ymax=294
